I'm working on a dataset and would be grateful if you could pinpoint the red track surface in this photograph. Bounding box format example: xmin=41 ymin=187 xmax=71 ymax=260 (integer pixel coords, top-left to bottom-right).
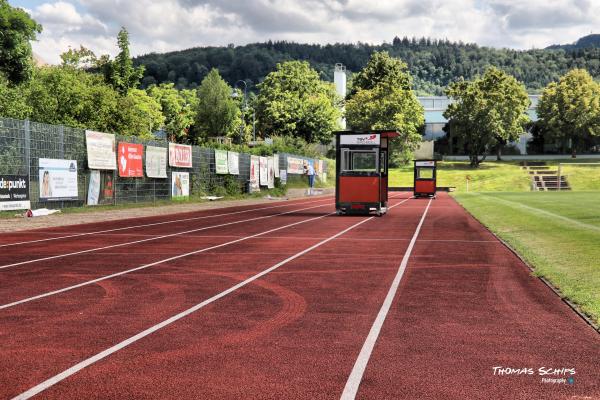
xmin=0 ymin=194 xmax=598 ymax=399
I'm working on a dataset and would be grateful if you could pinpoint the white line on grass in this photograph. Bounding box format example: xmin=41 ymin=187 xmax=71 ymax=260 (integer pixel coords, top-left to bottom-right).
xmin=340 ymin=198 xmax=432 ymax=400
xmin=475 ymin=193 xmax=600 ymax=233
xmin=11 ymin=198 xmax=411 ymax=400
xmin=0 ymin=201 xmax=332 ymax=271
xmin=0 ymin=198 xmax=410 ymax=310
xmin=0 ymin=197 xmax=330 ymax=248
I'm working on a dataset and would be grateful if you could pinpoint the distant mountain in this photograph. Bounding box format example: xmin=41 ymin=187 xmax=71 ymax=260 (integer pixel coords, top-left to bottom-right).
xmin=546 ymin=34 xmax=600 ymax=50
xmin=133 ymin=36 xmax=600 ymax=96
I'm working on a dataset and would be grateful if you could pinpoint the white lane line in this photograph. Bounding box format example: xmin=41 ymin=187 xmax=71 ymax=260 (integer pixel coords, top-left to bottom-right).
xmin=340 ymin=198 xmax=432 ymax=400
xmin=0 ymin=197 xmax=329 ymax=248
xmin=0 ymin=198 xmax=410 ymax=311
xmin=11 ymin=201 xmax=414 ymax=400
xmin=0 ymin=201 xmax=331 ymax=271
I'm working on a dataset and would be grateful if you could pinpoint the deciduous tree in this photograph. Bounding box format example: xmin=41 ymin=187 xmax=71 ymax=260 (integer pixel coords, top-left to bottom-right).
xmin=444 ymin=67 xmax=530 ymax=167
xmin=0 ymin=0 xmax=41 ymax=84
xmin=537 ymin=69 xmax=600 ymax=157
xmin=256 ymin=61 xmax=340 ymax=144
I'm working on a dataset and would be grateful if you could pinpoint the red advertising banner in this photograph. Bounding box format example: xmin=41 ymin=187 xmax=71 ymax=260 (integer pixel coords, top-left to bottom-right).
xmin=118 ymin=143 xmax=144 ymax=177
xmin=169 ymin=143 xmax=193 ymax=168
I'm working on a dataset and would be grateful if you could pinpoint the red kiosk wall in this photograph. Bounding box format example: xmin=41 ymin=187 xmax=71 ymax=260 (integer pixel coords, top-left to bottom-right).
xmin=415 ymin=180 xmax=435 ymax=193
xmin=380 ymin=177 xmax=388 ymax=202
xmin=339 ymin=176 xmax=380 ymax=203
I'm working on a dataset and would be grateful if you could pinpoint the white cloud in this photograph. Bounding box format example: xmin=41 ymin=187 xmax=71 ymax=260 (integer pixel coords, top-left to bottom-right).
xmin=28 ymin=0 xmax=600 ymax=64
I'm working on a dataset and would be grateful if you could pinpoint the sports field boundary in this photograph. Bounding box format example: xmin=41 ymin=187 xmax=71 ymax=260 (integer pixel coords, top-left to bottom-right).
xmin=452 ymin=195 xmax=600 ymax=334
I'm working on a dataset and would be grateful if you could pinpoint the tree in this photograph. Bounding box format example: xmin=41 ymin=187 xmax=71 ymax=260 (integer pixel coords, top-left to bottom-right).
xmin=444 ymin=67 xmax=530 ymax=167
xmin=27 ymin=66 xmax=119 ymax=132
xmin=346 ymin=52 xmax=424 ymax=165
xmin=192 ymin=69 xmax=240 ymax=142
xmin=115 ymin=89 xmax=164 ymax=138
xmin=0 ymin=75 xmax=31 ymax=119
xmin=256 ymin=61 xmax=340 ymax=144
xmin=349 ymin=51 xmax=412 ymax=95
xmin=0 ymin=0 xmax=41 ymax=84
xmin=147 ymin=83 xmax=198 ymax=142
xmin=103 ymin=27 xmax=144 ymax=94
xmin=537 ymin=69 xmax=600 ymax=157
xmin=60 ymin=46 xmax=97 ymax=69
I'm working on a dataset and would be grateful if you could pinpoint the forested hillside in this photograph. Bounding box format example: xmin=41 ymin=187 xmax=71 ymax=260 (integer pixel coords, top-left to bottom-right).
xmin=133 ymin=36 xmax=600 ymax=95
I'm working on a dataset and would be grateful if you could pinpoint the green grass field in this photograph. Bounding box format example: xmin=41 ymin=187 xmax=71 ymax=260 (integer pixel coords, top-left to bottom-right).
xmin=389 ymin=160 xmax=600 ymax=192
xmin=454 ymin=191 xmax=600 ymax=325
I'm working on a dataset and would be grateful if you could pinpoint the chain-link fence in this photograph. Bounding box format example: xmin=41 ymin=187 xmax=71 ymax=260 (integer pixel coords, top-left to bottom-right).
xmin=0 ymin=118 xmax=328 ymax=210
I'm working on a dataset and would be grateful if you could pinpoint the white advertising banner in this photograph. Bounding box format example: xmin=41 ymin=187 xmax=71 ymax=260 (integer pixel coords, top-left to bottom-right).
xmin=267 ymin=157 xmax=275 ymax=189
xmin=146 ymin=146 xmax=167 ymax=178
xmin=227 ymin=151 xmax=239 ymax=175
xmin=215 ymin=149 xmax=229 ymax=174
xmin=39 ymin=158 xmax=78 ymax=201
xmin=171 ymin=171 xmax=190 ymax=198
xmin=85 ymin=130 xmax=116 ymax=170
xmin=340 ymin=133 xmax=380 ymax=146
xmin=259 ymin=156 xmax=268 ymax=186
xmin=250 ymin=155 xmax=260 ymax=192
xmin=273 ymin=154 xmax=280 ymax=178
xmin=168 ymin=143 xmax=192 ymax=168
xmin=87 ymin=170 xmax=100 ymax=205
xmin=279 ymin=170 xmax=287 ymax=185
xmin=287 ymin=156 xmax=304 ymax=175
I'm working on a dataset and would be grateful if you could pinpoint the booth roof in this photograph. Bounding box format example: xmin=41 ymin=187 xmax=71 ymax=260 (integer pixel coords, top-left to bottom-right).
xmin=333 ymin=130 xmax=400 ymax=138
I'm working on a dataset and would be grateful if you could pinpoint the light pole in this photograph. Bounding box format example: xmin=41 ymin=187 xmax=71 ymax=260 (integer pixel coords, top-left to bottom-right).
xmin=233 ymin=80 xmax=247 ymax=143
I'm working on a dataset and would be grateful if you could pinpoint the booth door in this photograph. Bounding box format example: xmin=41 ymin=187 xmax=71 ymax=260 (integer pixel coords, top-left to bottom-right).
xmin=379 ymin=150 xmax=388 ymax=203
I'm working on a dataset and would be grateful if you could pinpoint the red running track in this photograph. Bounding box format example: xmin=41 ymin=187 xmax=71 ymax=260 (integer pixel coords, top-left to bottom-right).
xmin=0 ymin=193 xmax=598 ymax=399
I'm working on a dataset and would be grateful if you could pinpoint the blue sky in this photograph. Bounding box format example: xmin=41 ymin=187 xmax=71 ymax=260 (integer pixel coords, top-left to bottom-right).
xmin=14 ymin=0 xmax=599 ymax=64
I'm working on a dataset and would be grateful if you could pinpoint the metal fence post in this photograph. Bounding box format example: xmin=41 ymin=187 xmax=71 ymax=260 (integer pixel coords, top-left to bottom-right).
xmin=24 ymin=119 xmax=31 ymax=178
xmin=59 ymin=125 xmax=64 ymax=159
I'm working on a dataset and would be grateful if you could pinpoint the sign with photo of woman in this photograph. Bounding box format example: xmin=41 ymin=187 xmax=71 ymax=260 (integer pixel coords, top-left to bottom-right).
xmin=171 ymin=171 xmax=189 ymax=198
xmin=39 ymin=158 xmax=78 ymax=201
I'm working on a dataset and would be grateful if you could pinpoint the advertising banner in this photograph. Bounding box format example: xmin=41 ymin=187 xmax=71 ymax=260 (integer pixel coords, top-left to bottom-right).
xmin=287 ymin=156 xmax=304 ymax=174
xmin=118 ymin=143 xmax=144 ymax=178
xmin=146 ymin=146 xmax=167 ymax=178
xmin=215 ymin=149 xmax=229 ymax=174
xmin=88 ymin=170 xmax=114 ymax=205
xmin=279 ymin=170 xmax=287 ymax=185
xmin=250 ymin=155 xmax=260 ymax=192
xmin=86 ymin=130 xmax=116 ymax=170
xmin=169 ymin=143 xmax=192 ymax=168
xmin=171 ymin=171 xmax=190 ymax=198
xmin=273 ymin=154 xmax=280 ymax=177
xmin=227 ymin=151 xmax=239 ymax=175
xmin=267 ymin=157 xmax=275 ymax=189
xmin=259 ymin=156 xmax=268 ymax=186
xmin=340 ymin=133 xmax=380 ymax=146
xmin=39 ymin=158 xmax=78 ymax=201
xmin=0 ymin=175 xmax=30 ymax=210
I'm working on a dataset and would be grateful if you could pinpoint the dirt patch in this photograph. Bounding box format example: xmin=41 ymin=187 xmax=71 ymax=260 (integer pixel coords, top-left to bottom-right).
xmin=1 ymin=188 xmax=334 ymax=233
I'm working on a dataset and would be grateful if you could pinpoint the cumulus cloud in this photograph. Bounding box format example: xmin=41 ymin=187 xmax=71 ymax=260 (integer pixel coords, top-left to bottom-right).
xmin=26 ymin=0 xmax=600 ymax=64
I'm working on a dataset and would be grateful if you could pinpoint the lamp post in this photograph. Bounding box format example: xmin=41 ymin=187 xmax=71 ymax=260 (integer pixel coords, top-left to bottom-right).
xmin=232 ymin=80 xmax=257 ymax=143
xmin=233 ymin=80 xmax=247 ymax=143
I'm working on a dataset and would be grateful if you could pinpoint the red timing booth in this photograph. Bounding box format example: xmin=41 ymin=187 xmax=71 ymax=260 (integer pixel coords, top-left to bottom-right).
xmin=414 ymin=159 xmax=437 ymax=198
xmin=335 ymin=130 xmax=399 ymax=216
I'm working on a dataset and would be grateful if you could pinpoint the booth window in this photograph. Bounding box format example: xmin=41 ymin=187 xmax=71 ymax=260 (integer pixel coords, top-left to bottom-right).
xmin=341 ymin=149 xmax=378 ymax=173
xmin=417 ymin=168 xmax=434 ymax=179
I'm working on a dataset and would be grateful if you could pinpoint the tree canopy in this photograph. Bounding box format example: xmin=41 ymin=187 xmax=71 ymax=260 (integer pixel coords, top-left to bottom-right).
xmin=0 ymin=0 xmax=41 ymax=84
xmin=346 ymin=52 xmax=424 ymax=164
xmin=444 ymin=67 xmax=530 ymax=166
xmin=192 ymin=69 xmax=241 ymax=143
xmin=536 ymin=69 xmax=600 ymax=157
xmin=256 ymin=61 xmax=340 ymax=144
xmin=104 ymin=28 xmax=145 ymax=95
